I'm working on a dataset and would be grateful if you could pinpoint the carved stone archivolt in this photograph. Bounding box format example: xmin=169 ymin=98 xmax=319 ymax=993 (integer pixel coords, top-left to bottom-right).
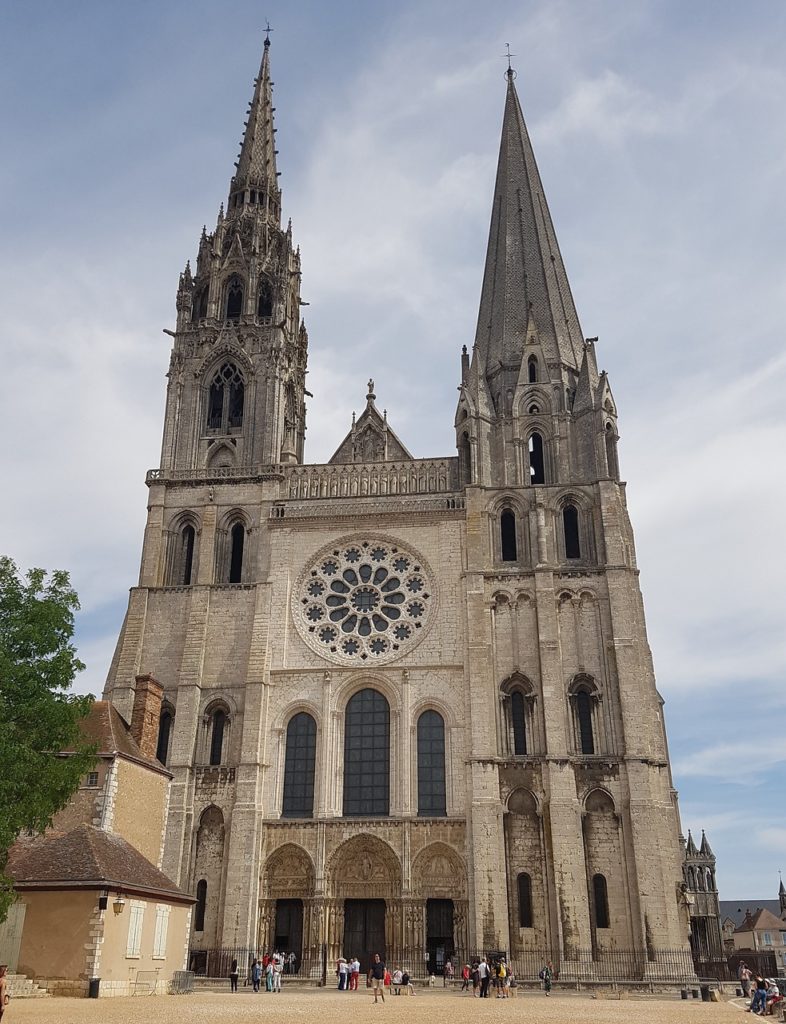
xmin=326 ymin=834 xmax=402 ymax=898
xmin=411 ymin=842 xmax=467 ymax=899
xmin=261 ymin=842 xmax=315 ymax=898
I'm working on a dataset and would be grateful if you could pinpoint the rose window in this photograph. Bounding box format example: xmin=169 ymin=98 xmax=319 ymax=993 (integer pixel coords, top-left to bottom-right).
xmin=294 ymin=537 xmax=435 ymax=664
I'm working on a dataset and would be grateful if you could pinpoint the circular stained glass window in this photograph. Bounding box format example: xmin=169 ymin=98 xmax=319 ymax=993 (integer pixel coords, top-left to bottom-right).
xmin=294 ymin=536 xmax=436 ymax=665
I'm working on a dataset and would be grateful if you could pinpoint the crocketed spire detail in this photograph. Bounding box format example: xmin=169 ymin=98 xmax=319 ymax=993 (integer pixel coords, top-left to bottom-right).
xmin=231 ymin=36 xmax=279 ymax=199
xmin=474 ymin=70 xmax=584 ymax=376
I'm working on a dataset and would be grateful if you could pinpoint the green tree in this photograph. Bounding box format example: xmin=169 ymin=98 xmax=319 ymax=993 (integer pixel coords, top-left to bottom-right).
xmin=0 ymin=557 xmax=95 ymax=922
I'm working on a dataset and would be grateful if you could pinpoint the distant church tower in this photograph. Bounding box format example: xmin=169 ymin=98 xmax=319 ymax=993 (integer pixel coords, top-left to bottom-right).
xmin=104 ymin=44 xmax=692 ymax=977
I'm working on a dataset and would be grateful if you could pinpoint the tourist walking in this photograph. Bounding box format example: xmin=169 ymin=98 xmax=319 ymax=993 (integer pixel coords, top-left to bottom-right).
xmin=478 ymin=956 xmax=491 ymax=998
xmin=0 ymin=965 xmax=7 ymax=1022
xmin=229 ymin=958 xmax=239 ymax=993
xmin=369 ymin=953 xmax=387 ymax=1003
xmin=337 ymin=956 xmax=349 ymax=990
xmin=539 ymin=961 xmax=553 ymax=996
xmin=265 ymin=958 xmax=274 ymax=991
xmin=251 ymin=958 xmax=262 ymax=992
xmin=460 ymin=963 xmax=471 ymax=991
xmin=272 ymin=956 xmax=282 ymax=993
xmin=350 ymin=956 xmax=361 ymax=990
xmin=740 ymin=963 xmax=752 ymax=998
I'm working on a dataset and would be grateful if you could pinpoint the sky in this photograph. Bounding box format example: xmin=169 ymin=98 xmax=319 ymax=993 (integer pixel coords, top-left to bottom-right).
xmin=1 ymin=1 xmax=785 ymax=901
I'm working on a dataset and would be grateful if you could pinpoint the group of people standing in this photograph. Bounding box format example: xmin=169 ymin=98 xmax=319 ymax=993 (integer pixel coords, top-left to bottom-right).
xmin=237 ymin=952 xmax=294 ymax=993
xmin=739 ymin=963 xmax=782 ymax=1015
xmin=459 ymin=958 xmax=553 ymax=998
xmin=336 ymin=954 xmax=415 ymax=1001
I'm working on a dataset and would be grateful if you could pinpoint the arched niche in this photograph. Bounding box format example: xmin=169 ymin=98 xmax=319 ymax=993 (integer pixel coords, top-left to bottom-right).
xmin=327 ymin=834 xmax=401 ymax=898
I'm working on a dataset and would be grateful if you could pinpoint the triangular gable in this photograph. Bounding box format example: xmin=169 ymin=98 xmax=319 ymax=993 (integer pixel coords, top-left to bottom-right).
xmin=329 ymin=380 xmax=414 ymax=464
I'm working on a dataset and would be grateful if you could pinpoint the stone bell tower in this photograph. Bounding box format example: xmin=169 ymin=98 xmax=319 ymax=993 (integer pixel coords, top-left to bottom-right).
xmin=160 ymin=33 xmax=307 ymax=474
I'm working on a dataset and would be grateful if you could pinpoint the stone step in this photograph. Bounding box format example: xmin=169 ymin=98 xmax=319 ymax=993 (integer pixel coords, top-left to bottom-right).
xmin=6 ymin=972 xmax=50 ymax=998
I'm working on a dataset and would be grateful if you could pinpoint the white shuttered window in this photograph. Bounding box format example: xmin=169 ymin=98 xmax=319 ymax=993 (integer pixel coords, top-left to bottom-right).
xmin=126 ymin=901 xmax=145 ymax=957
xmin=153 ymin=904 xmax=170 ymax=959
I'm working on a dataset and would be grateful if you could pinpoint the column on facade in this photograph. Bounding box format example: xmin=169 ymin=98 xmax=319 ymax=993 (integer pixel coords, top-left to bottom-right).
xmin=600 ymin=481 xmax=688 ymax=956
xmin=161 ymin=587 xmax=211 ymax=887
xmin=534 ymin=570 xmax=594 ymax=959
xmin=220 ymin=582 xmax=273 ymax=948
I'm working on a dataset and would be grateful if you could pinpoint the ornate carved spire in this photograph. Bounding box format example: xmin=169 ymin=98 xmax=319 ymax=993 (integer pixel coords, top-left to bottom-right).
xmin=229 ymin=34 xmax=279 ymax=212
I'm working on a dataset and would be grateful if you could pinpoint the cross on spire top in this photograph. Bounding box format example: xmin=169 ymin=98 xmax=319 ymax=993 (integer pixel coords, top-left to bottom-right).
xmin=503 ymin=42 xmax=516 ymax=78
xmin=264 ymin=19 xmax=273 ymax=45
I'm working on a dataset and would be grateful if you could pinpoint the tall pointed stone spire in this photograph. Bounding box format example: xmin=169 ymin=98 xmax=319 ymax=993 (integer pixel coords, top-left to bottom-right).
xmin=473 ymin=68 xmax=585 ymax=379
xmin=229 ymin=34 xmax=279 ymax=209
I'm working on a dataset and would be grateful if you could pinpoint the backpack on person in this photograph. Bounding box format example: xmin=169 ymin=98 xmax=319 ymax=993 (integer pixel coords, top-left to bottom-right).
xmin=538 ymin=968 xmax=546 ymax=980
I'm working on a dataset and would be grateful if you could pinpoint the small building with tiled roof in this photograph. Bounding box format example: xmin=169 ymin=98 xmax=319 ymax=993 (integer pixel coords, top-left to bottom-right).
xmin=728 ymin=905 xmax=786 ymax=977
xmin=3 ymin=677 xmax=194 ymax=997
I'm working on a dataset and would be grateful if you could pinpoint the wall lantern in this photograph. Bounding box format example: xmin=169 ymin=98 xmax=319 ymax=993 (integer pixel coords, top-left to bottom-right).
xmin=112 ymin=894 xmax=126 ymax=915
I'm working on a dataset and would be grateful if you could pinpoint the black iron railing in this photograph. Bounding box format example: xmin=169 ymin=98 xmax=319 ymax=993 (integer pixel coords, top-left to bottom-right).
xmin=188 ymin=946 xmax=708 ymax=984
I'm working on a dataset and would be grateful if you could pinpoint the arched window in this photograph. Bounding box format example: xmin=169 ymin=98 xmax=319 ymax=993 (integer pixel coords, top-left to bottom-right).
xmin=206 ymin=362 xmax=245 ymax=433
xmin=417 ymin=710 xmax=446 ymax=817
xmin=460 ymin=431 xmax=472 ymax=485
xmin=528 ymin=356 xmax=538 ymax=383
xmin=225 ymin=274 xmax=243 ymax=320
xmin=517 ymin=872 xmax=533 ymax=928
xmin=605 ymin=423 xmax=619 ymax=480
xmin=529 ymin=433 xmax=545 ymax=485
xmin=193 ymin=287 xmax=208 ymax=322
xmin=592 ymin=873 xmax=609 ymax=929
xmin=229 ymin=523 xmax=245 ymax=584
xmin=563 ymin=503 xmax=581 ymax=559
xmin=156 ymin=707 xmax=173 ymax=765
xmin=257 ymin=281 xmax=273 ymax=318
xmin=500 ymin=510 xmax=517 ymax=562
xmin=343 ymin=689 xmax=389 ymax=816
xmin=575 ymin=689 xmax=595 ymax=754
xmin=209 ymin=709 xmax=226 ymax=765
xmin=194 ymin=879 xmax=207 ymax=931
xmin=511 ymin=691 xmax=527 ymax=755
xmin=181 ymin=525 xmax=195 ymax=585
xmin=282 ymin=712 xmax=317 ymax=818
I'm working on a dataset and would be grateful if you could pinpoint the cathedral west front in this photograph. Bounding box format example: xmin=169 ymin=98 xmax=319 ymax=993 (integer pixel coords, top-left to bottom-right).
xmin=104 ymin=38 xmax=693 ymax=978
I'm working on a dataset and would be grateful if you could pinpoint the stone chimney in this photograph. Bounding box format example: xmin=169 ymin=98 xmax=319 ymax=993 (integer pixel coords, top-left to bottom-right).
xmin=130 ymin=674 xmax=163 ymax=760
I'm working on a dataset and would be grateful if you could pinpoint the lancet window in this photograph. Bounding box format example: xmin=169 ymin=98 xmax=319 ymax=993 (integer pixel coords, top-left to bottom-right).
xmin=417 ymin=710 xmax=446 ymax=817
xmin=225 ymin=274 xmax=244 ymax=320
xmin=282 ymin=712 xmax=317 ymax=818
xmin=206 ymin=362 xmax=245 ymax=433
xmin=343 ymin=688 xmax=389 ymax=817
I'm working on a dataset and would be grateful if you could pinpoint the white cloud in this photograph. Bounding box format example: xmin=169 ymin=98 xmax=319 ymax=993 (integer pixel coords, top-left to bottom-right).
xmin=674 ymin=738 xmax=786 ymax=782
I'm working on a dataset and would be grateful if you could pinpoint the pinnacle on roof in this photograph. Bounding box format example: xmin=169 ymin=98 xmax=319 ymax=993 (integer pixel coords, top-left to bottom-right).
xmin=699 ymin=829 xmax=714 ymax=859
xmin=779 ymin=874 xmax=785 ymax=897
xmin=685 ymin=830 xmax=698 ymax=856
xmin=473 ymin=68 xmax=584 ymax=376
xmin=231 ymin=34 xmax=279 ymax=197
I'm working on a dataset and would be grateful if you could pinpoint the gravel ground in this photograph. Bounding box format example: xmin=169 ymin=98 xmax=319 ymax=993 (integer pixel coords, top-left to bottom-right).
xmin=8 ymin=988 xmax=744 ymax=1024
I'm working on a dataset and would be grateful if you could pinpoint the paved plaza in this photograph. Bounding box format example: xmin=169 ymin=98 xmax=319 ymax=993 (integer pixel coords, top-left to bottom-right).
xmin=9 ymin=989 xmax=743 ymax=1024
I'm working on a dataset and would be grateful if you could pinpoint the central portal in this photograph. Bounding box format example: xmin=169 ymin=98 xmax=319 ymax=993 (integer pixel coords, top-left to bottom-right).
xmin=343 ymin=899 xmax=386 ymax=970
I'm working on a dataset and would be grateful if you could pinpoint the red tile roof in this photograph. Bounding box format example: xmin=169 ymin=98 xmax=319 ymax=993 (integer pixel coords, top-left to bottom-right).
xmin=63 ymin=701 xmax=169 ymax=776
xmin=8 ymin=824 xmax=193 ymax=904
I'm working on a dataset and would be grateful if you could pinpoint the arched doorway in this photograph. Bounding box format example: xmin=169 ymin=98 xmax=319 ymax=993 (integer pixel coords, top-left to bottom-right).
xmin=259 ymin=844 xmax=315 ymax=969
xmin=411 ymin=843 xmax=468 ymax=974
xmin=327 ymin=835 xmax=401 ymax=972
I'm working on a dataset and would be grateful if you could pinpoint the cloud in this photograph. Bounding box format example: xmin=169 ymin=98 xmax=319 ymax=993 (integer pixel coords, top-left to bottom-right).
xmin=674 ymin=738 xmax=786 ymax=782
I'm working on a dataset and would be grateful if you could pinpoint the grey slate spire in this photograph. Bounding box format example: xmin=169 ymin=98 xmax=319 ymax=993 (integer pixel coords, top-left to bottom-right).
xmin=230 ymin=35 xmax=279 ymax=205
xmin=473 ymin=69 xmax=585 ymax=379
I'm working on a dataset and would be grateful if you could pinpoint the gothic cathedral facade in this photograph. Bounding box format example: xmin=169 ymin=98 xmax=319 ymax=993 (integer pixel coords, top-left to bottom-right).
xmin=104 ymin=40 xmax=690 ymax=973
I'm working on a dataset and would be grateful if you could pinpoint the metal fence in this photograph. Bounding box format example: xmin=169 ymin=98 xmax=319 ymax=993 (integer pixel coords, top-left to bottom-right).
xmin=189 ymin=946 xmax=705 ymax=984
xmin=456 ymin=948 xmax=703 ymax=984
